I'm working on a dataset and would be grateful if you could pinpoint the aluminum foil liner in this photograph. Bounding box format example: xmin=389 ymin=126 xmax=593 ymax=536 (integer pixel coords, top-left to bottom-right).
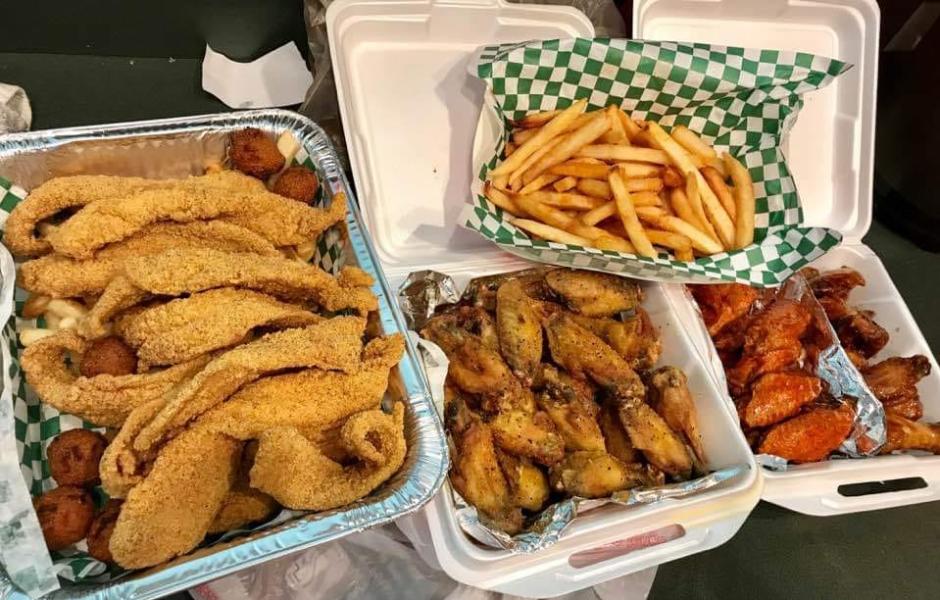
xmin=682 ymin=275 xmax=886 ymax=471
xmin=403 ymin=270 xmax=750 ymax=553
xmin=0 ymin=111 xmax=448 ymax=600
xmin=397 ymin=271 xmax=459 ymax=331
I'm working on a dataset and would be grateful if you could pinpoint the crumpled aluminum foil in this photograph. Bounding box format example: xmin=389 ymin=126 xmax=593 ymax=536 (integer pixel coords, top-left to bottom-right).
xmin=401 ymin=270 xmax=750 ymax=553
xmin=397 ymin=271 xmax=460 ymax=331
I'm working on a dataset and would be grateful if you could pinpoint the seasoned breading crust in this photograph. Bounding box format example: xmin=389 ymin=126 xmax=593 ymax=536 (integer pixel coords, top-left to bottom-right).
xmin=108 ymin=427 xmax=242 ymax=569
xmin=132 ymin=317 xmax=368 ymax=453
xmin=250 ymin=404 xmax=407 ymax=511
xmin=20 ymin=331 xmax=210 ymax=427
xmin=46 ymin=184 xmax=347 ymax=260
xmin=79 ymin=249 xmax=377 ymax=338
xmin=115 ymin=288 xmax=323 ymax=367
xmin=5 ymin=171 xmax=265 ymax=257
xmin=19 ymin=221 xmax=280 ymax=298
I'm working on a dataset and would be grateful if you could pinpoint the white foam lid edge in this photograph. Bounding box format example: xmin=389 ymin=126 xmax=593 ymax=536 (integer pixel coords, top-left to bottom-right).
xmin=635 ymin=0 xmax=880 ymax=244
xmin=327 ymin=0 xmax=594 ymax=281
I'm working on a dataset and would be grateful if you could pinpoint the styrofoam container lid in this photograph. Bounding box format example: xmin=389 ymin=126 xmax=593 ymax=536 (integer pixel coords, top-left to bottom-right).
xmin=328 ymin=0 xmax=594 ymax=281
xmin=635 ymin=0 xmax=880 ymax=243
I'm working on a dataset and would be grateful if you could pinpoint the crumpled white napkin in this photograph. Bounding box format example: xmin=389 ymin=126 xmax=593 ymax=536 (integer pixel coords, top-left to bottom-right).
xmin=0 ymin=84 xmax=31 ymax=133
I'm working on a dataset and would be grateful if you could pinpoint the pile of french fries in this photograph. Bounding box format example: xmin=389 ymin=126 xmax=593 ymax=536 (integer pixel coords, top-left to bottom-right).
xmin=483 ymin=99 xmax=756 ymax=261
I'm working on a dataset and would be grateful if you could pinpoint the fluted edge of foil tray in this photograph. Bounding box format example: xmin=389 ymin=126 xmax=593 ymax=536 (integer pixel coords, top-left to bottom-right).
xmin=0 ymin=109 xmax=449 ymax=600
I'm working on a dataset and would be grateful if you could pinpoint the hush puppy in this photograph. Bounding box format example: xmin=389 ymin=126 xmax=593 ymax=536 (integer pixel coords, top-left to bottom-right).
xmin=34 ymin=486 xmax=95 ymax=551
xmin=48 ymin=429 xmax=108 ymax=487
xmin=86 ymin=500 xmax=122 ymax=563
xmin=272 ymin=166 xmax=320 ymax=204
xmin=230 ymin=128 xmax=284 ymax=179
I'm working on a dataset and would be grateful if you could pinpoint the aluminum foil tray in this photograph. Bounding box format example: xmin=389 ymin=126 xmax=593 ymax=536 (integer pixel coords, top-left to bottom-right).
xmin=0 ymin=109 xmax=448 ymax=600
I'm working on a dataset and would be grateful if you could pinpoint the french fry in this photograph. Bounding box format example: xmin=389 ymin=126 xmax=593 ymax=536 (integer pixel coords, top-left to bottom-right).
xmin=512 ymin=219 xmax=591 ymax=246
xmin=513 ymin=128 xmax=539 ymax=145
xmin=594 ymin=234 xmax=636 ymax=253
xmin=492 ymin=174 xmax=510 ymax=191
xmin=671 ymin=125 xmax=717 ymax=162
xmin=514 ymin=109 xmax=561 ymax=129
xmin=701 ymin=166 xmax=736 ymax=221
xmin=577 ymin=178 xmax=611 ymax=199
xmin=521 ymin=191 xmax=605 ymax=210
xmin=514 ymin=194 xmax=613 ymax=241
xmin=600 ymin=105 xmax=628 ymax=144
xmin=491 ymin=99 xmax=587 ymax=178
xmin=662 ymin=166 xmax=683 ymax=188
xmin=668 ymin=187 xmax=707 ymax=232
xmin=647 ymin=121 xmax=734 ymax=248
xmin=659 ymin=192 xmax=676 ymax=216
xmin=635 ymin=206 xmax=724 ymax=254
xmin=724 ymin=152 xmax=756 ymax=248
xmin=549 ymin=161 xmax=610 ymax=180
xmin=519 ymin=173 xmax=562 ymax=195
xmin=19 ymin=328 xmax=56 ymax=347
xmin=646 ymin=229 xmax=693 ymax=255
xmin=568 ymin=157 xmax=604 ymax=164
xmin=553 ymin=176 xmax=578 ymax=192
xmin=47 ymin=299 xmax=88 ymax=320
xmin=674 ymin=246 xmax=695 ymax=262
xmin=484 ymin=182 xmax=523 ymax=216
xmin=504 ymin=141 xmax=517 ymax=157
xmin=522 ymin=113 xmax=611 ymax=184
xmin=575 ymin=144 xmax=671 ymax=164
xmin=684 ymin=175 xmax=717 ymax=239
xmin=581 ymin=192 xmax=662 ymax=226
xmin=509 ymin=136 xmax=565 ymax=190
xmin=617 ymin=109 xmax=644 ymax=141
xmin=619 ymin=163 xmax=662 ymax=179
xmin=608 ymin=170 xmax=656 ymax=258
xmin=622 ymin=175 xmax=664 ymax=193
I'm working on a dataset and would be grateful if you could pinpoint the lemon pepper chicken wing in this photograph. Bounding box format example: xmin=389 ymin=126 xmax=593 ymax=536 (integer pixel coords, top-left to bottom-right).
xmin=422 ymin=316 xmax=514 ymax=396
xmin=544 ymin=269 xmax=641 ymax=317
xmin=617 ymin=398 xmax=693 ymax=479
xmin=495 ymin=449 xmax=550 ymax=512
xmin=549 ymin=451 xmax=651 ymax=498
xmin=537 ymin=364 xmax=606 ymax=452
xmin=496 ymin=278 xmax=544 ymax=383
xmin=569 ymin=310 xmax=661 ymax=370
xmin=648 ymin=366 xmax=706 ymax=464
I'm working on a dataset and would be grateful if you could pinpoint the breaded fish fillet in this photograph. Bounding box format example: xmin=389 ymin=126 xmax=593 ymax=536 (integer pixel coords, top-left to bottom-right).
xmin=79 ymin=249 xmax=377 ymax=338
xmin=108 ymin=427 xmax=241 ymax=569
xmin=115 ymin=288 xmax=323 ymax=367
xmin=250 ymin=404 xmax=407 ymax=511
xmin=196 ymin=335 xmax=404 ymax=440
xmin=20 ymin=331 xmax=209 ymax=427
xmin=133 ymin=316 xmax=368 ymax=453
xmin=206 ymin=487 xmax=279 ymax=535
xmin=99 ymin=398 xmax=167 ymax=498
xmin=19 ymin=221 xmax=280 ymax=298
xmin=5 ymin=171 xmax=265 ymax=257
xmin=46 ymin=184 xmax=347 ymax=259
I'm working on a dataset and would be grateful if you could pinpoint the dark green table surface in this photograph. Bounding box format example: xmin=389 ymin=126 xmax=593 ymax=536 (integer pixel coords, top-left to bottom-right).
xmin=2 ymin=24 xmax=939 ymax=600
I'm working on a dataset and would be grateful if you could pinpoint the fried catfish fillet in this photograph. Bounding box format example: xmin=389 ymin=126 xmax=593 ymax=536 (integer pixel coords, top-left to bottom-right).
xmin=80 ymin=249 xmax=376 ymax=337
xmin=115 ymin=288 xmax=323 ymax=367
xmin=249 ymin=404 xmax=407 ymax=511
xmin=19 ymin=221 xmax=280 ymax=298
xmin=4 ymin=171 xmax=265 ymax=257
xmin=109 ymin=428 xmax=242 ymax=569
xmin=537 ymin=364 xmax=605 ymax=452
xmin=99 ymin=398 xmax=166 ymax=499
xmin=21 ymin=331 xmax=208 ymax=427
xmin=862 ymin=355 xmax=932 ymax=420
xmin=196 ymin=335 xmax=404 ymax=440
xmin=496 ymin=278 xmax=544 ymax=383
xmin=45 ymin=183 xmax=346 ymax=260
xmin=744 ymin=371 xmax=823 ymax=428
xmin=544 ymin=269 xmax=641 ymax=317
xmin=758 ymin=403 xmax=854 ymax=463
xmin=881 ymin=412 xmax=940 ymax=454
xmin=648 ymin=366 xmax=706 ymax=464
xmin=132 ymin=317 xmax=368 ymax=452
xmin=549 ymin=451 xmax=651 ymax=498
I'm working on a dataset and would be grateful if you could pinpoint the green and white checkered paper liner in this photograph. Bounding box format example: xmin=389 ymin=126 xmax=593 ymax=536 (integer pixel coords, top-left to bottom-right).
xmin=0 ymin=149 xmax=347 ymax=595
xmin=466 ymin=38 xmax=848 ymax=286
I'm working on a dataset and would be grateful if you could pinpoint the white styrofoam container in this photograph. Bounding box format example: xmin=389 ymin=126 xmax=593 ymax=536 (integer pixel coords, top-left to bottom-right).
xmin=328 ymin=0 xmax=762 ymax=596
xmin=638 ymin=0 xmax=940 ymax=516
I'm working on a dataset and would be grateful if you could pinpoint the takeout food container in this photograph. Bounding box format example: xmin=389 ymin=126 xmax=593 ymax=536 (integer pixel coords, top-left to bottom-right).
xmin=328 ymin=0 xmax=761 ymax=596
xmin=640 ymin=0 xmax=940 ymax=515
xmin=0 ymin=110 xmax=448 ymax=599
